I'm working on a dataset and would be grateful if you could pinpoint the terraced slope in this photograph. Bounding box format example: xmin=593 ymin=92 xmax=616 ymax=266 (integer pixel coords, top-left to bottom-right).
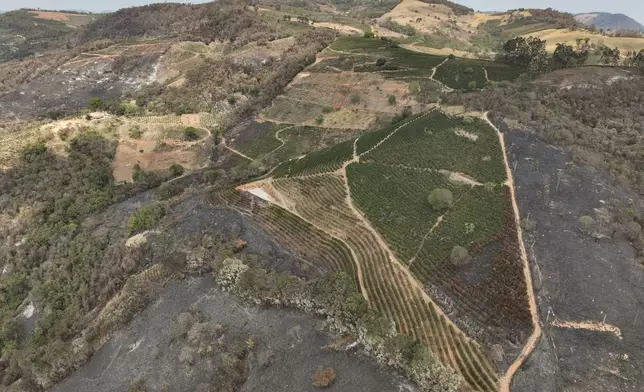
xmin=211 ymin=109 xmax=537 ymax=392
xmin=271 ymin=174 xmax=500 ymax=392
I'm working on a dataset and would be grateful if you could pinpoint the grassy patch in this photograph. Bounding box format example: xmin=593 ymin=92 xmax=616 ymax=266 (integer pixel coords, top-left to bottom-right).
xmin=363 ymin=111 xmax=506 ymax=183
xmin=434 ymin=59 xmax=487 ymax=89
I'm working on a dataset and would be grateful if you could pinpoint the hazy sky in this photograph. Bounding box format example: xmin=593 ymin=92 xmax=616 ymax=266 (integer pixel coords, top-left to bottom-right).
xmin=0 ymin=0 xmax=642 ymax=24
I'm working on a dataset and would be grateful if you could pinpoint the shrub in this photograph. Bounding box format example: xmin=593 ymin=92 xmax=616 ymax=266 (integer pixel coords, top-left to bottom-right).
xmin=463 ymin=67 xmax=474 ymax=74
xmin=312 ymin=367 xmax=336 ymax=388
xmin=450 ymin=246 xmax=471 ymax=266
xmin=169 ymin=163 xmax=185 ymax=178
xmin=428 ymin=188 xmax=453 ymax=210
xmin=128 ymin=204 xmax=165 ymax=233
xmin=322 ymin=106 xmax=333 ymax=113
xmin=363 ymin=30 xmax=375 ymax=38
xmin=315 ymin=115 xmax=324 ymax=125
xmin=157 ymin=182 xmax=183 ymax=200
xmin=448 ymin=54 xmax=456 ymax=59
xmin=129 ymin=127 xmax=143 ymax=139
xmin=201 ymin=169 xmax=224 ymax=183
xmin=88 ymin=97 xmax=104 ymax=110
xmin=388 ymin=94 xmax=396 ymax=105
xmin=349 ymin=93 xmax=361 ymax=104
xmin=376 ymin=57 xmax=387 ymax=66
xmin=183 ymin=127 xmax=200 ymax=141
xmin=578 ymin=215 xmax=596 ymax=233
xmin=468 ymin=81 xmax=477 ymax=90
xmin=227 ymin=95 xmax=237 ymax=105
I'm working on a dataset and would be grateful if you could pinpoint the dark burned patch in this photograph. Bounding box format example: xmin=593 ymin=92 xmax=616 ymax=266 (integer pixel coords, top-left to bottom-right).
xmin=50 ymin=278 xmax=407 ymax=392
xmin=505 ymin=127 xmax=644 ymax=392
xmin=453 ymin=240 xmax=501 ymax=286
xmin=229 ymin=119 xmax=273 ymax=147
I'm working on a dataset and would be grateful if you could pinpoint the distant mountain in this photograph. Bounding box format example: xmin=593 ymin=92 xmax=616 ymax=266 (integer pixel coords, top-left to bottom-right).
xmin=575 ymin=12 xmax=644 ymax=31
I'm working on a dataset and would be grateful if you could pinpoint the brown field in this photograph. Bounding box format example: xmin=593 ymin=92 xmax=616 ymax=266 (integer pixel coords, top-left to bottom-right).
xmin=524 ymin=29 xmax=644 ymax=53
xmin=312 ymin=22 xmax=363 ymax=35
xmin=262 ymin=70 xmax=427 ymax=129
xmin=28 ymin=11 xmax=96 ymax=27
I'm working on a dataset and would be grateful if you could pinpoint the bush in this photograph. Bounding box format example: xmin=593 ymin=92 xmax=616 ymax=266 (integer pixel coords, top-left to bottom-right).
xmin=349 ymin=93 xmax=361 ymax=104
xmin=88 ymin=97 xmax=104 ymax=110
xmin=315 ymin=115 xmax=324 ymax=125
xmin=450 ymin=246 xmax=471 ymax=266
xmin=312 ymin=367 xmax=336 ymax=388
xmin=578 ymin=215 xmax=596 ymax=233
xmin=388 ymin=95 xmax=396 ymax=105
xmin=169 ymin=163 xmax=185 ymax=178
xmin=128 ymin=204 xmax=166 ymax=233
xmin=322 ymin=106 xmax=333 ymax=113
xmin=468 ymin=81 xmax=477 ymax=90
xmin=201 ymin=169 xmax=224 ymax=183
xmin=227 ymin=95 xmax=237 ymax=105
xmin=448 ymin=54 xmax=456 ymax=60
xmin=183 ymin=127 xmax=200 ymax=141
xmin=129 ymin=127 xmax=143 ymax=139
xmin=157 ymin=182 xmax=183 ymax=200
xmin=428 ymin=188 xmax=453 ymax=210
xmin=376 ymin=57 xmax=387 ymax=67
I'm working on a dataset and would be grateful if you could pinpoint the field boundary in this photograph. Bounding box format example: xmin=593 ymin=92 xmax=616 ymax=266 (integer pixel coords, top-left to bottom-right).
xmin=484 ymin=112 xmax=541 ymax=392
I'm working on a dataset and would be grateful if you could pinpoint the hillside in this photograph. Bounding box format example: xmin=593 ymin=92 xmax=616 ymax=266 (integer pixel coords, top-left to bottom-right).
xmin=576 ymin=12 xmax=644 ymax=31
xmin=0 ymin=1 xmax=643 ymax=392
xmin=0 ymin=10 xmax=72 ymax=61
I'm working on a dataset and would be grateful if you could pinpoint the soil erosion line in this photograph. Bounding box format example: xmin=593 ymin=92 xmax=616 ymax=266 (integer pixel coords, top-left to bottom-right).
xmin=484 ymin=112 xmax=541 ymax=392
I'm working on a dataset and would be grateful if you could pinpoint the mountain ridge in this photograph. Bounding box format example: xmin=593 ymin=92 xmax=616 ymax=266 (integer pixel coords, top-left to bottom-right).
xmin=575 ymin=12 xmax=644 ymax=31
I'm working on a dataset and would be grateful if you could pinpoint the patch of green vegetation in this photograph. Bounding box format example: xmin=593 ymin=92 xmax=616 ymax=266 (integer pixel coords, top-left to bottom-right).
xmin=129 ymin=203 xmax=166 ymax=233
xmin=347 ymin=163 xmax=469 ymax=261
xmin=364 ymin=111 xmax=506 ymax=183
xmin=355 ymin=114 xmax=420 ymax=155
xmin=273 ymin=139 xmax=354 ymax=178
xmin=414 ymin=185 xmax=506 ymax=272
xmin=434 ymin=59 xmax=487 ymax=90
xmin=0 ymin=10 xmax=73 ymax=61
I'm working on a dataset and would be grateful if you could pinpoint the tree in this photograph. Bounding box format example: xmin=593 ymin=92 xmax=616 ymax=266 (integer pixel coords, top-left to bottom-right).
xmin=501 ymin=36 xmax=547 ymax=68
xmin=450 ymin=246 xmax=471 ymax=266
xmin=169 ymin=163 xmax=185 ymax=178
xmin=388 ymin=94 xmax=396 ymax=105
xmin=428 ymin=189 xmax=453 ymax=210
xmin=183 ymin=127 xmax=200 ymax=141
xmin=468 ymin=81 xmax=477 ymax=90
xmin=599 ymin=46 xmax=621 ymax=65
xmin=625 ymin=49 xmax=644 ymax=73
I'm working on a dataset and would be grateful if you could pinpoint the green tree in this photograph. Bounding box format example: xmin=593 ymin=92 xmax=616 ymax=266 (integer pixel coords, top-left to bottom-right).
xmin=128 ymin=204 xmax=166 ymax=233
xmin=183 ymin=127 xmax=200 ymax=141
xmin=169 ymin=163 xmax=185 ymax=178
xmin=599 ymin=46 xmax=621 ymax=65
xmin=388 ymin=95 xmax=397 ymax=105
xmin=428 ymin=188 xmax=453 ymax=210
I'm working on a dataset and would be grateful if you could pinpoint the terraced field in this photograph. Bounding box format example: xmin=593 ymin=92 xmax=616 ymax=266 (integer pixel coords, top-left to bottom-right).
xmin=210 ymin=108 xmax=535 ymax=392
xmin=315 ymin=36 xmax=524 ymax=90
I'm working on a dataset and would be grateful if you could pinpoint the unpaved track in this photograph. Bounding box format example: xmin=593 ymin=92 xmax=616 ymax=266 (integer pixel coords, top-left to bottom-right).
xmin=484 ymin=112 xmax=541 ymax=392
xmin=220 ymin=136 xmax=256 ymax=162
xmin=259 ymin=125 xmax=294 ymax=161
xmin=430 ymin=58 xmax=454 ymax=92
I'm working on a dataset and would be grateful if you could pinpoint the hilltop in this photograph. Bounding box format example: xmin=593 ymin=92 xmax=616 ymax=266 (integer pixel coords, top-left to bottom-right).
xmin=576 ymin=12 xmax=644 ymax=32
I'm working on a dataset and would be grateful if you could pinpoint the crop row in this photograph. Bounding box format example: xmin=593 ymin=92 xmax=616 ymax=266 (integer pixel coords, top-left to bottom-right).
xmin=413 ymin=186 xmax=531 ymax=333
xmin=208 ymin=188 xmax=357 ymax=281
xmin=273 ymin=175 xmax=499 ymax=392
xmin=355 ymin=113 xmax=424 ymax=155
xmin=347 ymin=162 xmax=471 ymax=262
xmin=365 ymin=110 xmax=507 ymax=184
xmin=272 ymin=139 xmax=354 ymax=178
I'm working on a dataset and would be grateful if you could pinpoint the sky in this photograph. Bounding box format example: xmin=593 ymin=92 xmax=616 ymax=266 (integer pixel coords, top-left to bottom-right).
xmin=0 ymin=0 xmax=642 ymax=25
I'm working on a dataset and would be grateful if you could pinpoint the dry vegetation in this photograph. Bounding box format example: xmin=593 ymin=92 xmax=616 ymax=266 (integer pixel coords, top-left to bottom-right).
xmin=523 ymin=28 xmax=644 ymax=53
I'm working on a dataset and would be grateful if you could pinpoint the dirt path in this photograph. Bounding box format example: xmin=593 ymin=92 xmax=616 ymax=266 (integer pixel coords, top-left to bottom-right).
xmin=409 ymin=215 xmax=443 ymax=266
xmin=429 ymin=58 xmax=454 ymax=92
xmin=360 ymin=113 xmax=430 ymax=157
xmin=484 ymin=112 xmax=541 ymax=392
xmin=259 ymin=125 xmax=294 ymax=161
xmin=483 ymin=67 xmax=490 ymax=83
xmin=220 ymin=136 xmax=256 ymax=162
